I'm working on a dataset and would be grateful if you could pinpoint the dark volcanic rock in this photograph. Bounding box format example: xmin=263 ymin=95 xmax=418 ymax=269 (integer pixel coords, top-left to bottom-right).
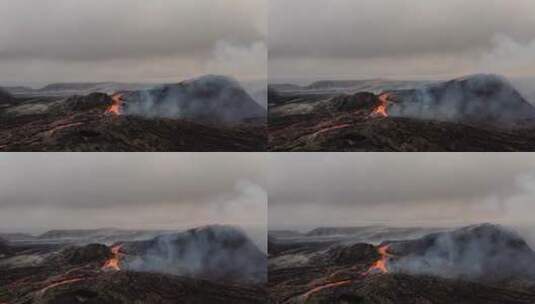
xmin=123 ymin=75 xmax=266 ymax=123
xmin=35 ymin=271 xmax=266 ymax=304
xmin=315 ymin=92 xmax=380 ymax=114
xmin=268 ymin=113 xmax=535 ymax=152
xmin=122 ymin=225 xmax=267 ymax=284
xmin=54 ymin=93 xmax=112 ymax=113
xmin=0 ymin=238 xmax=10 ymax=257
xmin=327 ymin=243 xmax=379 ymax=266
xmin=301 ymin=273 xmax=535 ymax=304
xmin=268 ymin=74 xmax=535 ymax=152
xmin=389 ymin=224 xmax=535 ymax=281
xmin=2 ymin=266 xmax=266 ymax=304
xmin=0 ymin=98 xmax=266 ymax=152
xmin=0 ymin=230 xmax=267 ymax=304
xmin=0 ymin=88 xmax=14 ymax=104
xmin=390 ymin=74 xmax=535 ymax=123
xmin=0 ymin=76 xmax=266 ymax=152
xmin=269 ymin=224 xmax=535 ymax=304
xmin=61 ymin=244 xmax=112 ymax=265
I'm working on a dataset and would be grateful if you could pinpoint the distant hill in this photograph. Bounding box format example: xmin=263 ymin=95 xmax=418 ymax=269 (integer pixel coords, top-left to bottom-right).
xmin=123 ymin=75 xmax=266 ymax=123
xmin=122 ymin=225 xmax=267 ymax=284
xmin=390 ymin=74 xmax=535 ymax=123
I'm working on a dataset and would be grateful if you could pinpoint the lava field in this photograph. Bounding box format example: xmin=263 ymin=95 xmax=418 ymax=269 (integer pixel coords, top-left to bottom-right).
xmin=269 ymin=74 xmax=535 ymax=152
xmin=0 ymin=75 xmax=266 ymax=152
xmin=0 ymin=225 xmax=267 ymax=304
xmin=268 ymin=224 xmax=535 ymax=304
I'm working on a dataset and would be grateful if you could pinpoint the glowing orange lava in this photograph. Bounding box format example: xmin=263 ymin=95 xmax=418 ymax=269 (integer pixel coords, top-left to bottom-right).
xmin=106 ymin=93 xmax=124 ymax=115
xmin=102 ymin=245 xmax=122 ymax=271
xmin=364 ymin=245 xmax=392 ymax=275
xmin=47 ymin=122 xmax=84 ymax=136
xmin=371 ymin=93 xmax=391 ymax=118
xmin=39 ymin=278 xmax=84 ymax=295
xmin=302 ymin=280 xmax=352 ymax=301
xmin=314 ymin=123 xmax=352 ymax=136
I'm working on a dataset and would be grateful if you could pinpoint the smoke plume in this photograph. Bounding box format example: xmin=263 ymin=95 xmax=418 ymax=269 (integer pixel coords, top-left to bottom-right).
xmin=388 ymin=74 xmax=535 ymax=123
xmin=389 ymin=224 xmax=535 ymax=281
xmin=122 ymin=75 xmax=266 ymax=123
xmin=124 ymin=225 xmax=267 ymax=284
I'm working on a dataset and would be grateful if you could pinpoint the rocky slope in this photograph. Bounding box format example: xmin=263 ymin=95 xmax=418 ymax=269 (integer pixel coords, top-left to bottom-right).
xmin=0 ymin=227 xmax=267 ymax=304
xmin=269 ymin=75 xmax=535 ymax=152
xmin=269 ymin=224 xmax=535 ymax=303
xmin=122 ymin=75 xmax=266 ymax=123
xmin=0 ymin=88 xmax=266 ymax=151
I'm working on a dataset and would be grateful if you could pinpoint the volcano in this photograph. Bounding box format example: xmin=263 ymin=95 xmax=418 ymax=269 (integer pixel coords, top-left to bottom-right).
xmin=121 ymin=225 xmax=267 ymax=284
xmin=269 ymin=74 xmax=535 ymax=151
xmin=388 ymin=224 xmax=535 ymax=281
xmin=269 ymin=224 xmax=535 ymax=303
xmin=122 ymin=75 xmax=266 ymax=123
xmin=0 ymin=76 xmax=266 ymax=151
xmin=389 ymin=74 xmax=535 ymax=123
xmin=0 ymin=226 xmax=266 ymax=304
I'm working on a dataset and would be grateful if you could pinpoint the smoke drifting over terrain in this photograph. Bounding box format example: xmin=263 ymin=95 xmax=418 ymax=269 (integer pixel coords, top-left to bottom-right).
xmin=0 ymin=153 xmax=266 ymax=245
xmin=388 ymin=74 xmax=535 ymax=123
xmin=390 ymin=224 xmax=535 ymax=281
xmin=125 ymin=225 xmax=266 ymax=283
xmin=0 ymin=0 xmax=266 ymax=85
xmin=269 ymin=0 xmax=535 ymax=81
xmin=122 ymin=75 xmax=266 ymax=122
xmin=269 ymin=153 xmax=535 ymax=229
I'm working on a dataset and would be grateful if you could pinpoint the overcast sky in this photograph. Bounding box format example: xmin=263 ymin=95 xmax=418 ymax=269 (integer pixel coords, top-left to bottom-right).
xmin=0 ymin=0 xmax=266 ymax=86
xmin=0 ymin=153 xmax=266 ymax=234
xmin=270 ymin=0 xmax=535 ymax=83
xmin=269 ymin=153 xmax=535 ymax=229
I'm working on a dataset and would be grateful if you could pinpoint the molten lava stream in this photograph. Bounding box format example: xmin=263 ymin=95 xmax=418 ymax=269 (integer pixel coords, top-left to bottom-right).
xmin=302 ymin=280 xmax=352 ymax=302
xmin=371 ymin=93 xmax=391 ymax=118
xmin=106 ymin=93 xmax=124 ymax=115
xmin=364 ymin=245 xmax=392 ymax=275
xmin=102 ymin=245 xmax=123 ymax=271
xmin=314 ymin=123 xmax=352 ymax=136
xmin=39 ymin=278 xmax=84 ymax=295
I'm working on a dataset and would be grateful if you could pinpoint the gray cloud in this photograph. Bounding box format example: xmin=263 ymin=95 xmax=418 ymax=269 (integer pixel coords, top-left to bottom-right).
xmin=269 ymin=153 xmax=535 ymax=228
xmin=0 ymin=153 xmax=266 ymax=233
xmin=0 ymin=0 xmax=266 ymax=84
xmin=269 ymin=0 xmax=535 ymax=81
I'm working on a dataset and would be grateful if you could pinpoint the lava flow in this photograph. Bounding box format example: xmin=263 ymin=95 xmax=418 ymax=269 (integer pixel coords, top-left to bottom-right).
xmin=39 ymin=278 xmax=84 ymax=295
xmin=106 ymin=93 xmax=125 ymax=115
xmin=313 ymin=123 xmax=352 ymax=136
xmin=101 ymin=245 xmax=123 ymax=271
xmin=364 ymin=245 xmax=392 ymax=275
xmin=301 ymin=280 xmax=352 ymax=302
xmin=370 ymin=93 xmax=391 ymax=118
